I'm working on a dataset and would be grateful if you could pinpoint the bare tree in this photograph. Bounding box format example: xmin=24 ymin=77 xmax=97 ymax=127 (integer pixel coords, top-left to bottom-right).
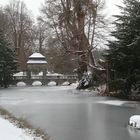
xmin=40 ymin=0 xmax=107 ymax=80
xmin=33 ymin=18 xmax=48 ymax=54
xmin=4 ymin=0 xmax=35 ymax=71
xmin=0 ymin=8 xmax=12 ymax=42
xmin=46 ymin=37 xmax=78 ymax=74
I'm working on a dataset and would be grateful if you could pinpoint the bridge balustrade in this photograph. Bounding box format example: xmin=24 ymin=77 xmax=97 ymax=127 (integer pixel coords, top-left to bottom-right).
xmin=13 ymin=76 xmax=27 ymax=80
xmin=13 ymin=75 xmax=78 ymax=80
xmin=31 ymin=76 xmax=43 ymax=79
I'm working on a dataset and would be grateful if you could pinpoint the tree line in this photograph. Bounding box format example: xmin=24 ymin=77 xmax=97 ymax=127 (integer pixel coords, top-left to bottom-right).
xmin=0 ymin=0 xmax=76 ymax=73
xmin=0 ymin=0 xmax=140 ymax=98
xmin=106 ymin=0 xmax=140 ymax=97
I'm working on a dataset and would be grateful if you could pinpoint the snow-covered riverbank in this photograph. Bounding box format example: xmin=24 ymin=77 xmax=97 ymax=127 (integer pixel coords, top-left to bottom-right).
xmin=0 ymin=117 xmax=44 ymax=140
xmin=0 ymin=108 xmax=52 ymax=140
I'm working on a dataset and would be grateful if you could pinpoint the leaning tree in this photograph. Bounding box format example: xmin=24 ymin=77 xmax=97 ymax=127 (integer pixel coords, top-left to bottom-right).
xmin=40 ymin=0 xmax=107 ymax=88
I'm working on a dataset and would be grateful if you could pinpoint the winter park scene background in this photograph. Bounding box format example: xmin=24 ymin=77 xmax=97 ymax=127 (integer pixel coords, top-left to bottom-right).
xmin=0 ymin=0 xmax=140 ymax=140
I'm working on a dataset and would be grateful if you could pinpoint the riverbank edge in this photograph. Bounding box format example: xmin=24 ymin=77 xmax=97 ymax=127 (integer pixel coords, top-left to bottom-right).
xmin=99 ymin=93 xmax=140 ymax=101
xmin=76 ymin=88 xmax=140 ymax=101
xmin=0 ymin=107 xmax=52 ymax=140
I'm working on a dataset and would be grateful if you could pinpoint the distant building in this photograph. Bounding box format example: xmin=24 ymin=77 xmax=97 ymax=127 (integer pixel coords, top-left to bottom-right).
xmin=27 ymin=53 xmax=47 ymax=78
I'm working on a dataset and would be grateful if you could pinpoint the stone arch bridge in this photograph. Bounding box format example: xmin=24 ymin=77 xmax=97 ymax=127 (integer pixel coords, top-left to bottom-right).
xmin=12 ymin=75 xmax=78 ymax=86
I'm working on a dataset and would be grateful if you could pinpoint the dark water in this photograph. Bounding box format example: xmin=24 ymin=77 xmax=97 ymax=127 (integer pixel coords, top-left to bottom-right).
xmin=0 ymin=86 xmax=140 ymax=140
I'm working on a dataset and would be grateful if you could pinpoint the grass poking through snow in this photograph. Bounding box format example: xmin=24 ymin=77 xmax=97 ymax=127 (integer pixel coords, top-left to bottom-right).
xmin=0 ymin=107 xmax=53 ymax=140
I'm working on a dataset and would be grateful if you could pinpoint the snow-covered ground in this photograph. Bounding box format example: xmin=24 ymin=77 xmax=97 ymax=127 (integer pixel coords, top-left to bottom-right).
xmin=0 ymin=117 xmax=44 ymax=140
xmin=129 ymin=115 xmax=140 ymax=129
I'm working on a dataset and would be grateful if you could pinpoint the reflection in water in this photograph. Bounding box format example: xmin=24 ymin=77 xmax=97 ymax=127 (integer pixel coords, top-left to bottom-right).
xmin=128 ymin=126 xmax=140 ymax=139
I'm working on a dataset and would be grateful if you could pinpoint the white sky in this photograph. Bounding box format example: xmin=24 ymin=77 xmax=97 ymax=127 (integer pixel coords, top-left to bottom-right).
xmin=0 ymin=0 xmax=123 ymax=18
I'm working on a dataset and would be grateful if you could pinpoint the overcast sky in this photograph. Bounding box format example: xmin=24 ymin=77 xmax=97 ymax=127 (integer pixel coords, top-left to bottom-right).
xmin=0 ymin=0 xmax=123 ymax=18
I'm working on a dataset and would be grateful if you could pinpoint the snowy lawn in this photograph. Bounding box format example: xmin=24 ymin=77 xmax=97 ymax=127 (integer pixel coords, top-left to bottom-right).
xmin=0 ymin=117 xmax=37 ymax=140
xmin=0 ymin=108 xmax=51 ymax=140
xmin=129 ymin=115 xmax=140 ymax=129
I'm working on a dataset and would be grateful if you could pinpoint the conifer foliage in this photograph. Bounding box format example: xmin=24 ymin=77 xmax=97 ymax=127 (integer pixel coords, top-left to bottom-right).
xmin=0 ymin=32 xmax=17 ymax=88
xmin=107 ymin=0 xmax=140 ymax=96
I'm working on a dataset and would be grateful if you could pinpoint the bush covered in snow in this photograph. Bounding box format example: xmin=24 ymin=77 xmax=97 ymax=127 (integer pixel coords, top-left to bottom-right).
xmin=62 ymin=81 xmax=70 ymax=86
xmin=47 ymin=81 xmax=57 ymax=86
xmin=129 ymin=115 xmax=140 ymax=129
xmin=77 ymin=72 xmax=93 ymax=89
xmin=32 ymin=81 xmax=42 ymax=86
xmin=16 ymin=82 xmax=26 ymax=87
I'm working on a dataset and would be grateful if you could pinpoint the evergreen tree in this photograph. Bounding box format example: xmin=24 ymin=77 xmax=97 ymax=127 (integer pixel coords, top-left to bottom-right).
xmin=0 ymin=31 xmax=17 ymax=88
xmin=106 ymin=0 xmax=140 ymax=96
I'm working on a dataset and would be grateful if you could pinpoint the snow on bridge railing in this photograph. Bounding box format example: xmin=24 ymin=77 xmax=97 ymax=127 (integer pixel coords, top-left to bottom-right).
xmin=13 ymin=75 xmax=78 ymax=80
xmin=47 ymin=75 xmax=77 ymax=79
xmin=13 ymin=76 xmax=27 ymax=80
xmin=31 ymin=76 xmax=43 ymax=79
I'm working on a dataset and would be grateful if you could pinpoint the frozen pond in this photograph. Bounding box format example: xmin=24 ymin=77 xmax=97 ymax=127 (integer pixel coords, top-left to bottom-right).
xmin=0 ymin=86 xmax=140 ymax=140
